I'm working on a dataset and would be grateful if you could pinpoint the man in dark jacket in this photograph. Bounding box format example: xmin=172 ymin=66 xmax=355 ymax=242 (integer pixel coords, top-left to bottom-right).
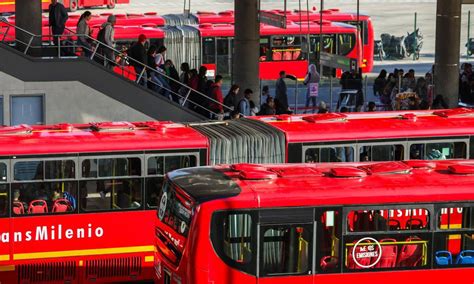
xmin=128 ymin=34 xmax=148 ymax=87
xmin=48 ymin=0 xmax=68 ymax=47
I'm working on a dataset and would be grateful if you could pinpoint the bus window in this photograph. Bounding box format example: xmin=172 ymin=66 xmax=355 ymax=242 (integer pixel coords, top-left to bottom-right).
xmin=14 ymin=161 xmax=44 ymax=181
xmin=310 ymin=35 xmax=336 ymax=55
xmin=211 ymin=211 xmax=256 ymax=276
xmin=45 ymin=160 xmax=75 ymax=180
xmin=79 ymin=178 xmax=142 ymax=211
xmin=346 ymin=20 xmax=369 ymax=45
xmin=146 ymin=154 xmax=197 ymax=208
xmin=435 ymin=207 xmax=474 ymax=267
xmin=12 ymin=181 xmax=77 ymax=215
xmin=0 ymin=162 xmax=7 ymax=216
xmin=410 ymin=142 xmax=467 ymax=160
xmin=317 ymin=210 xmax=341 ymax=273
xmin=202 ymin=37 xmax=216 ymax=64
xmin=347 ymin=208 xmax=429 ymax=232
xmin=270 ymin=35 xmax=302 ymax=61
xmin=261 ymin=224 xmax=312 ymax=275
xmin=345 ymin=207 xmax=431 ymax=270
xmin=98 ymin=158 xmax=141 ymax=177
xmin=470 ymin=137 xmax=474 ymax=158
xmin=305 ymin=146 xmax=354 ymax=163
xmin=337 ymin=33 xmax=356 ymax=56
xmin=359 ymin=144 xmax=404 ymax=161
xmin=260 ymin=37 xmax=270 ymax=61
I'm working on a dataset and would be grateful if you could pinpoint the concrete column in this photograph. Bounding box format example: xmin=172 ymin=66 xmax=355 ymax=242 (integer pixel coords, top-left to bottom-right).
xmin=434 ymin=0 xmax=462 ymax=108
xmin=233 ymin=0 xmax=260 ymax=104
xmin=15 ymin=0 xmax=42 ymax=53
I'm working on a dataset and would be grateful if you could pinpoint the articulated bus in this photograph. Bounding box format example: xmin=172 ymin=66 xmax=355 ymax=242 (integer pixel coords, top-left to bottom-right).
xmin=154 ymin=161 xmax=474 ymax=283
xmin=2 ymin=109 xmax=474 ymax=282
xmin=0 ymin=0 xmax=127 ymax=13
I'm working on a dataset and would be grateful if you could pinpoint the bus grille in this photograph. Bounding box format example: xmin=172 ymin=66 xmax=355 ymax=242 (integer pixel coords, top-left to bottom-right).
xmin=18 ymin=261 xmax=76 ymax=283
xmin=85 ymin=256 xmax=142 ymax=279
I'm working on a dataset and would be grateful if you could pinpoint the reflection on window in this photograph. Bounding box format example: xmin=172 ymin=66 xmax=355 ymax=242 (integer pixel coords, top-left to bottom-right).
xmin=337 ymin=33 xmax=356 ymax=56
xmin=202 ymin=37 xmax=216 ymax=64
xmin=359 ymin=145 xmax=404 ymax=161
xmin=410 ymin=142 xmax=467 ymax=160
xmin=347 ymin=208 xmax=429 ymax=232
xmin=12 ymin=182 xmax=77 ymax=215
xmin=223 ymin=213 xmax=253 ymax=263
xmin=345 ymin=235 xmax=430 ymax=270
xmin=45 ymin=160 xmax=75 ymax=180
xmin=439 ymin=207 xmax=474 ymax=230
xmin=14 ymin=161 xmax=44 ymax=181
xmin=318 ymin=210 xmax=341 ymax=273
xmin=79 ymin=179 xmax=142 ymax=211
xmin=305 ymin=147 xmax=354 ymax=163
xmin=262 ymin=225 xmax=312 ymax=275
xmin=82 ymin=157 xmax=141 ymax=178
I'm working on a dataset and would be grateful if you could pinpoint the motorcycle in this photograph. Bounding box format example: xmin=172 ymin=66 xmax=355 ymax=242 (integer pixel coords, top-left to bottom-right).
xmin=374 ymin=40 xmax=385 ymax=61
xmin=380 ymin=33 xmax=406 ymax=59
xmin=404 ymin=28 xmax=423 ymax=60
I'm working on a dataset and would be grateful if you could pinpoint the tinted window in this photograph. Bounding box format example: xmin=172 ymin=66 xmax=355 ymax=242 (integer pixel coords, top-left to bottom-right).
xmin=45 ymin=160 xmax=75 ymax=180
xmin=12 ymin=182 xmax=77 ymax=215
xmin=347 ymin=208 xmax=430 ymax=232
xmin=359 ymin=145 xmax=404 ymax=162
xmin=410 ymin=142 xmax=467 ymax=160
xmin=0 ymin=184 xmax=7 ymax=217
xmin=79 ymin=178 xmax=142 ymax=211
xmin=0 ymin=162 xmax=6 ymax=182
xmin=14 ymin=161 xmax=44 ymax=181
xmin=222 ymin=213 xmax=253 ymax=263
xmin=318 ymin=210 xmax=341 ymax=273
xmin=82 ymin=157 xmax=141 ymax=178
xmin=202 ymin=37 xmax=215 ymax=64
xmin=439 ymin=207 xmax=474 ymax=230
xmin=337 ymin=33 xmax=356 ymax=56
xmin=261 ymin=224 xmax=312 ymax=275
xmin=305 ymin=146 xmax=354 ymax=163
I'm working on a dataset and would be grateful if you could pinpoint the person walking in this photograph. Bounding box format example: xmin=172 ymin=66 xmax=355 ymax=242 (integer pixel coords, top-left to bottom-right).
xmin=48 ymin=0 xmax=68 ymax=51
xmin=223 ymin=84 xmax=240 ymax=111
xmin=98 ymin=15 xmax=116 ymax=69
xmin=238 ymin=89 xmax=253 ymax=116
xmin=373 ymin=69 xmax=387 ymax=97
xmin=76 ymin=11 xmax=92 ymax=57
xmin=275 ymin=70 xmax=289 ymax=112
xmin=128 ymin=34 xmax=148 ymax=87
xmin=303 ymin=64 xmax=320 ymax=113
xmin=208 ymin=75 xmax=225 ymax=119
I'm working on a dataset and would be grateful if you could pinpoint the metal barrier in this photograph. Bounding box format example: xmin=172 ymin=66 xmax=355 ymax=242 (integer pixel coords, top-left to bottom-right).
xmin=0 ymin=19 xmax=235 ymax=120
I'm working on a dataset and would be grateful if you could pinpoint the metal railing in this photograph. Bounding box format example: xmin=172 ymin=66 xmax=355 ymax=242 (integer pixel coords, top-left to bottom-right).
xmin=0 ymin=19 xmax=235 ymax=120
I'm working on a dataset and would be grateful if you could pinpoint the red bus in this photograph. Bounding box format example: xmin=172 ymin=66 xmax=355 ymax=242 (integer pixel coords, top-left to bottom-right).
xmin=2 ymin=109 xmax=474 ymax=282
xmin=0 ymin=0 xmax=128 ymax=13
xmin=154 ymin=160 xmax=474 ymax=283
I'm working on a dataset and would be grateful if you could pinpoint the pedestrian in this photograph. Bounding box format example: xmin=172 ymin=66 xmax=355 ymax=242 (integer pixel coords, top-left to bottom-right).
xmin=223 ymin=84 xmax=240 ymax=111
xmin=128 ymin=34 xmax=148 ymax=87
xmin=238 ymin=89 xmax=253 ymax=116
xmin=147 ymin=45 xmax=170 ymax=98
xmin=415 ymin=77 xmax=428 ymax=105
xmin=164 ymin=59 xmax=181 ymax=103
xmin=76 ymin=11 xmax=92 ymax=58
xmin=97 ymin=15 xmax=116 ymax=69
xmin=48 ymin=0 xmax=68 ymax=48
xmin=250 ymin=100 xmax=259 ymax=116
xmin=367 ymin=101 xmax=376 ymax=112
xmin=258 ymin=96 xmax=276 ymax=115
xmin=208 ymin=75 xmax=225 ymax=119
xmin=373 ymin=69 xmax=387 ymax=97
xmin=275 ymin=70 xmax=289 ymax=112
xmin=155 ymin=46 xmax=167 ymax=70
xmin=303 ymin=64 xmax=320 ymax=113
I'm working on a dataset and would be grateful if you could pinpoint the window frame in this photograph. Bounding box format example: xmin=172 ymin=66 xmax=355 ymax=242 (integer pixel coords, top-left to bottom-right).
xmin=145 ymin=152 xmax=200 ymax=178
xmin=79 ymin=155 xmax=144 ymax=180
xmin=12 ymin=157 xmax=79 ymax=182
xmin=357 ymin=141 xmax=407 ymax=162
xmin=302 ymin=143 xmax=356 ymax=163
xmin=407 ymin=138 xmax=469 ymax=160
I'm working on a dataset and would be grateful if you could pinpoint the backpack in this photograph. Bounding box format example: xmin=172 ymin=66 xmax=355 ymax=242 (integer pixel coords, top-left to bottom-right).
xmin=97 ymin=26 xmax=106 ymax=43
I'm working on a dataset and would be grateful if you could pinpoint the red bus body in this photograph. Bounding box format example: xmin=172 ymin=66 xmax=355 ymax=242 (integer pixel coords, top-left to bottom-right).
xmin=0 ymin=0 xmax=129 ymax=14
xmin=2 ymin=109 xmax=474 ymax=282
xmin=154 ymin=161 xmax=474 ymax=284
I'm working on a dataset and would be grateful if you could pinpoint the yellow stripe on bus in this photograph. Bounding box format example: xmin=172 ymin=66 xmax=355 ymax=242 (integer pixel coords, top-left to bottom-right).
xmin=0 ymin=265 xmax=14 ymax=272
xmin=144 ymin=255 xmax=154 ymax=262
xmin=14 ymin=245 xmax=154 ymax=261
xmin=440 ymin=224 xmax=462 ymax=229
xmin=0 ymin=255 xmax=9 ymax=261
xmin=0 ymin=0 xmax=51 ymax=5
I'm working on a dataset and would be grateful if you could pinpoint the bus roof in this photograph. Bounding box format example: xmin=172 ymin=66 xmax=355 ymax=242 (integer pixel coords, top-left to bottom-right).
xmin=197 ymin=21 xmax=357 ymax=37
xmin=168 ymin=160 xmax=474 ymax=207
xmin=252 ymin=109 xmax=474 ymax=143
xmin=0 ymin=122 xmax=207 ymax=156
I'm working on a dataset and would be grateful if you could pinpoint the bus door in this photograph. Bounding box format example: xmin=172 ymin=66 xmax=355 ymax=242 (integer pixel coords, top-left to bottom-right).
xmin=257 ymin=208 xmax=315 ymax=284
xmin=0 ymin=160 xmax=11 ymax=276
xmin=216 ymin=37 xmax=232 ymax=77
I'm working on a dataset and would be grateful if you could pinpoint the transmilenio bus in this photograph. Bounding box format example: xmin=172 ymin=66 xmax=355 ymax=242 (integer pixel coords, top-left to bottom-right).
xmin=2 ymin=109 xmax=474 ymax=282
xmin=0 ymin=0 xmax=127 ymax=13
xmin=154 ymin=161 xmax=474 ymax=283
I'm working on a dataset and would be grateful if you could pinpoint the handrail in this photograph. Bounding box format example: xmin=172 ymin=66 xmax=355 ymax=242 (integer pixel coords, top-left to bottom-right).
xmin=0 ymin=19 xmax=236 ymax=119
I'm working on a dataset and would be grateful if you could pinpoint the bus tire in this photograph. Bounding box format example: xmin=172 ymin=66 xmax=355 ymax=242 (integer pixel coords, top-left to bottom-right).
xmin=107 ymin=0 xmax=116 ymax=9
xmin=69 ymin=0 xmax=78 ymax=12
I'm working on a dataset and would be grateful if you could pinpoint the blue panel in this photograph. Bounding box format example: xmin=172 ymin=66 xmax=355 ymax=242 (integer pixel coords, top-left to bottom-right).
xmin=11 ymin=96 xmax=44 ymax=125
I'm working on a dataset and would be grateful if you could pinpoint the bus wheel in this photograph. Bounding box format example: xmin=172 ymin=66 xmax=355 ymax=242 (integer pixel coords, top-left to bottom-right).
xmin=69 ymin=0 xmax=78 ymax=12
xmin=107 ymin=0 xmax=116 ymax=9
